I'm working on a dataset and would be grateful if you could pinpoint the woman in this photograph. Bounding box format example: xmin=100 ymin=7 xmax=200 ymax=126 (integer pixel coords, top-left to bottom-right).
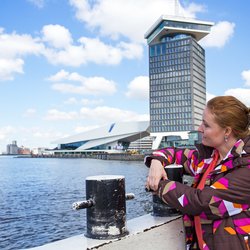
xmin=145 ymin=96 xmax=250 ymax=250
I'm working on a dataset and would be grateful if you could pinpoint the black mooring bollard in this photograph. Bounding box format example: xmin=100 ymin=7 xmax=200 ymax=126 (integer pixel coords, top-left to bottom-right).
xmin=72 ymin=175 xmax=134 ymax=239
xmin=152 ymin=165 xmax=183 ymax=217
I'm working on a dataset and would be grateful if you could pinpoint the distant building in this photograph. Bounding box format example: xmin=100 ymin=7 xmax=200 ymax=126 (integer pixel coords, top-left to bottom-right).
xmin=128 ymin=135 xmax=154 ymax=153
xmin=6 ymin=141 xmax=31 ymax=155
xmin=145 ymin=14 xmax=213 ymax=149
xmin=51 ymin=121 xmax=150 ymax=154
xmin=6 ymin=141 xmax=19 ymax=155
xmin=158 ymin=131 xmax=202 ymax=149
xmin=31 ymin=147 xmax=53 ymax=156
xmin=18 ymin=146 xmax=31 ymax=155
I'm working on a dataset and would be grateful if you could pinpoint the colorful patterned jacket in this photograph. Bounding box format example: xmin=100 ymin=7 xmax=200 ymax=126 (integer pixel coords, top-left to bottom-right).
xmin=144 ymin=136 xmax=250 ymax=250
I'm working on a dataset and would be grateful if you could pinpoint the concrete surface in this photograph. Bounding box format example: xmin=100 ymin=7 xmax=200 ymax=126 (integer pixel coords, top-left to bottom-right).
xmin=95 ymin=217 xmax=185 ymax=250
xmin=27 ymin=214 xmax=185 ymax=250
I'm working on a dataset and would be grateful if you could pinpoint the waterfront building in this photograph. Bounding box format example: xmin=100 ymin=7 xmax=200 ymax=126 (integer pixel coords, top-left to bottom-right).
xmin=31 ymin=147 xmax=53 ymax=156
xmin=158 ymin=130 xmax=202 ymax=149
xmin=128 ymin=135 xmax=154 ymax=153
xmin=6 ymin=141 xmax=31 ymax=155
xmin=51 ymin=121 xmax=150 ymax=155
xmin=145 ymin=14 xmax=213 ymax=149
xmin=18 ymin=146 xmax=31 ymax=155
xmin=6 ymin=140 xmax=19 ymax=155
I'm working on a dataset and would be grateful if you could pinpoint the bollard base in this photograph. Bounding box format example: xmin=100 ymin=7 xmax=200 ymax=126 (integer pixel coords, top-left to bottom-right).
xmin=152 ymin=195 xmax=181 ymax=217
xmin=85 ymin=230 xmax=128 ymax=240
xmin=152 ymin=205 xmax=181 ymax=217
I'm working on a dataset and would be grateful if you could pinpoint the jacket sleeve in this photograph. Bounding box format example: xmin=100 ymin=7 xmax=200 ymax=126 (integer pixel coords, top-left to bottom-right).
xmin=144 ymin=147 xmax=199 ymax=176
xmin=158 ymin=166 xmax=250 ymax=220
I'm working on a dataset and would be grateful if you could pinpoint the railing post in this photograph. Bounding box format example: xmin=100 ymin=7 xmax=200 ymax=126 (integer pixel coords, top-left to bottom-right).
xmin=152 ymin=165 xmax=183 ymax=216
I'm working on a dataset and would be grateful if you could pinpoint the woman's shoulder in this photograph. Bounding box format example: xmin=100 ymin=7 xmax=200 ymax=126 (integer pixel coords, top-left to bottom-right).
xmin=195 ymin=143 xmax=214 ymax=160
xmin=242 ymin=135 xmax=250 ymax=154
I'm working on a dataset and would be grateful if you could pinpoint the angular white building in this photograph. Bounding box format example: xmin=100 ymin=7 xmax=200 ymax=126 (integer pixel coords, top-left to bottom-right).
xmin=52 ymin=121 xmax=150 ymax=153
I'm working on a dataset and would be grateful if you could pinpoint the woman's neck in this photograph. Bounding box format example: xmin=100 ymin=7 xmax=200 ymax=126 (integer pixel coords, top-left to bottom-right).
xmin=217 ymin=137 xmax=238 ymax=162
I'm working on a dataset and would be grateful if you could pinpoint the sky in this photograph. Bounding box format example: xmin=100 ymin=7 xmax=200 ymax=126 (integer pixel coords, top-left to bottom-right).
xmin=0 ymin=0 xmax=250 ymax=153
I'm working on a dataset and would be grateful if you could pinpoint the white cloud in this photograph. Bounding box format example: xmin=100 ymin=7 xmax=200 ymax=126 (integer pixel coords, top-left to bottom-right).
xmin=206 ymin=90 xmax=250 ymax=106
xmin=78 ymin=37 xmax=142 ymax=64
xmin=44 ymin=109 xmax=78 ymax=120
xmin=0 ymin=126 xmax=15 ymax=140
xmin=0 ymin=22 xmax=144 ymax=81
xmin=27 ymin=0 xmax=44 ymax=8
xmin=241 ymin=70 xmax=250 ymax=86
xmin=80 ymin=106 xmax=149 ymax=123
xmin=0 ymin=28 xmax=44 ymax=80
xmin=43 ymin=45 xmax=87 ymax=67
xmin=48 ymin=70 xmax=117 ymax=96
xmin=69 ymin=0 xmax=205 ymax=43
xmin=47 ymin=69 xmax=71 ymax=81
xmin=206 ymin=92 xmax=216 ymax=102
xmin=0 ymin=58 xmax=24 ymax=80
xmin=43 ymin=106 xmax=149 ymax=124
xmin=63 ymin=97 xmax=104 ymax=106
xmin=80 ymin=98 xmax=104 ymax=106
xmin=199 ymin=21 xmax=235 ymax=48
xmin=42 ymin=35 xmax=143 ymax=66
xmin=0 ymin=30 xmax=42 ymax=58
xmin=224 ymin=88 xmax=250 ymax=106
xmin=182 ymin=2 xmax=206 ymax=17
xmin=16 ymin=126 xmax=66 ymax=149
xmin=118 ymin=42 xmax=143 ymax=59
xmin=41 ymin=25 xmax=73 ymax=49
xmin=126 ymin=76 xmax=149 ymax=100
xmin=42 ymin=25 xmax=134 ymax=67
xmin=32 ymin=131 xmax=59 ymax=139
xmin=51 ymin=79 xmax=116 ymax=96
xmin=40 ymin=24 xmax=143 ymax=66
xmin=0 ymin=1 xmax=222 ymax=81
xmin=0 ymin=125 xmax=65 ymax=152
xmin=23 ymin=108 xmax=37 ymax=117
xmin=64 ymin=97 xmax=78 ymax=105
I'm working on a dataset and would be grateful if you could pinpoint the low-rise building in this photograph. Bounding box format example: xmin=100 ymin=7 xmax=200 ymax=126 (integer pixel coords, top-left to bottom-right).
xmin=6 ymin=141 xmax=31 ymax=155
xmin=51 ymin=121 xmax=150 ymax=155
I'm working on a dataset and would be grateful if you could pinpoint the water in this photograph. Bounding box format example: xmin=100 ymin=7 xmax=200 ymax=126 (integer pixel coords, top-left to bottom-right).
xmin=0 ymin=156 xmax=152 ymax=250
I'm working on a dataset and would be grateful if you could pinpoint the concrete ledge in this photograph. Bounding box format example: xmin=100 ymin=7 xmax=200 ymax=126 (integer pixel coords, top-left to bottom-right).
xmin=96 ymin=215 xmax=185 ymax=250
xmin=27 ymin=214 xmax=185 ymax=250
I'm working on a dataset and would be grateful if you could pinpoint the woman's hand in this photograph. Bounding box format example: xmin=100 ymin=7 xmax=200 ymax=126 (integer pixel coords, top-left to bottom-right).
xmin=146 ymin=159 xmax=168 ymax=191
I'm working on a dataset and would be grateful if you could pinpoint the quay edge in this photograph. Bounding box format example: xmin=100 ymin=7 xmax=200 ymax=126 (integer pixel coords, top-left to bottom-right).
xmin=26 ymin=214 xmax=185 ymax=250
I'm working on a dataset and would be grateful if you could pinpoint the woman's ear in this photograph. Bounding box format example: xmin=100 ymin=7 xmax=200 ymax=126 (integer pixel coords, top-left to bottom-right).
xmin=225 ymin=127 xmax=232 ymax=137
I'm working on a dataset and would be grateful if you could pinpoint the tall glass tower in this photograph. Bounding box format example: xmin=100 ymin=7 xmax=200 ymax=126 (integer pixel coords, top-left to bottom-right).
xmin=145 ymin=15 xmax=213 ymax=148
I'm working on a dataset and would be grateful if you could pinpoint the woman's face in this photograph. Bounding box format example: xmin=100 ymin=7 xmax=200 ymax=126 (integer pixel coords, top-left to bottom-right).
xmin=198 ymin=107 xmax=226 ymax=148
